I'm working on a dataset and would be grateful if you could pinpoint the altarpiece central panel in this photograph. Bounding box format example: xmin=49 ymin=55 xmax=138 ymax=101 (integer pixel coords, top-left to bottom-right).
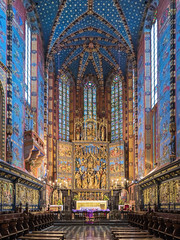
xmin=57 ymin=117 xmax=124 ymax=206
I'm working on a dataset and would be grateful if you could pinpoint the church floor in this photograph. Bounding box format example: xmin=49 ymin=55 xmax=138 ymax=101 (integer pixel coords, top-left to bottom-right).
xmin=43 ymin=225 xmax=162 ymax=240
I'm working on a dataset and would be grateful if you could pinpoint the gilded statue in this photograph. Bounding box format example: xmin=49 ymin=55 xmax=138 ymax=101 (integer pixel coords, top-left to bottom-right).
xmin=82 ymin=172 xmax=88 ymax=189
xmin=101 ymin=126 xmax=105 ymax=141
xmin=95 ymin=171 xmax=100 ymax=189
xmin=101 ymin=170 xmax=106 ymax=189
xmin=75 ymin=171 xmax=82 ymax=189
xmin=88 ymin=156 xmax=94 ymax=169
xmin=76 ymin=126 xmax=81 ymax=140
xmin=88 ymin=171 xmax=95 ymax=189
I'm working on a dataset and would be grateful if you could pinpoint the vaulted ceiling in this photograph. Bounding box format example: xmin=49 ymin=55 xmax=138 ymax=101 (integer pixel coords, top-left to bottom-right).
xmin=33 ymin=0 xmax=148 ymax=82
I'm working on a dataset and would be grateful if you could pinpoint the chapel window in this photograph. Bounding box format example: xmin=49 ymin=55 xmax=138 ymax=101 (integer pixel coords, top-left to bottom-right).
xmin=151 ymin=16 xmax=158 ymax=108
xmin=111 ymin=75 xmax=123 ymax=142
xmin=25 ymin=21 xmax=31 ymax=105
xmin=59 ymin=74 xmax=70 ymax=141
xmin=84 ymin=81 xmax=96 ymax=120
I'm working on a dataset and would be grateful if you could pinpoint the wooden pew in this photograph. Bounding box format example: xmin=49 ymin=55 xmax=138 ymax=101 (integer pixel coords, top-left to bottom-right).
xmin=32 ymin=231 xmax=67 ymax=234
xmin=19 ymin=237 xmax=60 ymax=240
xmin=0 ymin=212 xmax=29 ymax=239
xmin=23 ymin=233 xmax=64 ymax=239
xmin=128 ymin=211 xmax=180 ymax=240
xmin=29 ymin=212 xmax=54 ymax=231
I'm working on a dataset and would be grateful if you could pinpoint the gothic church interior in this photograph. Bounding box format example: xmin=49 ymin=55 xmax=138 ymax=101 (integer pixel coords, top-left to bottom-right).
xmin=0 ymin=0 xmax=180 ymax=237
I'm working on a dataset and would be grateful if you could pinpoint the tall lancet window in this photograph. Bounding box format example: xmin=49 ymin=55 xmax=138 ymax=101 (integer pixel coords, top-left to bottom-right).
xmin=111 ymin=75 xmax=123 ymax=142
xmin=151 ymin=17 xmax=158 ymax=108
xmin=84 ymin=81 xmax=96 ymax=120
xmin=59 ymin=74 xmax=70 ymax=141
xmin=25 ymin=21 xmax=31 ymax=105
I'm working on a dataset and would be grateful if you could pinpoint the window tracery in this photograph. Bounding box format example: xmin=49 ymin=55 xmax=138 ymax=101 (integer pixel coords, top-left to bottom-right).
xmin=111 ymin=75 xmax=123 ymax=142
xmin=59 ymin=74 xmax=70 ymax=141
xmin=84 ymin=81 xmax=96 ymax=120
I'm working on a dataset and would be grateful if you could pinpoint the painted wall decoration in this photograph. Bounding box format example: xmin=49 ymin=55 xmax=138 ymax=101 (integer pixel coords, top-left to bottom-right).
xmin=137 ymin=35 xmax=145 ymax=178
xmin=57 ymin=141 xmax=73 ymax=189
xmin=109 ymin=142 xmax=124 ymax=188
xmin=37 ymin=35 xmax=44 ymax=141
xmin=0 ymin=180 xmax=13 ymax=210
xmin=143 ymin=185 xmax=157 ymax=206
xmin=11 ymin=0 xmax=26 ymax=169
xmin=158 ymin=2 xmax=171 ymax=165
xmin=0 ymin=0 xmax=7 ymax=66
xmin=159 ymin=179 xmax=180 ymax=207
xmin=16 ymin=183 xmax=39 ymax=208
xmin=0 ymin=67 xmax=6 ymax=160
xmin=0 ymin=66 xmax=6 ymax=101
xmin=176 ymin=0 xmax=180 ymax=159
xmin=74 ymin=144 xmax=108 ymax=190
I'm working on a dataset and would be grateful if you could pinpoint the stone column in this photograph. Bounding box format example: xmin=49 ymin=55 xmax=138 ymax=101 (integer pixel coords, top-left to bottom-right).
xmin=169 ymin=0 xmax=176 ymax=161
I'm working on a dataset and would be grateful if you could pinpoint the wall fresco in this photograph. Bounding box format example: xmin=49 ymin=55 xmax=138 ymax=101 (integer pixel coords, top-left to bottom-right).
xmin=176 ymin=0 xmax=180 ymax=159
xmin=16 ymin=183 xmax=39 ymax=208
xmin=137 ymin=36 xmax=145 ymax=178
xmin=158 ymin=2 xmax=171 ymax=165
xmin=11 ymin=0 xmax=26 ymax=168
xmin=0 ymin=66 xmax=6 ymax=99
xmin=37 ymin=35 xmax=44 ymax=141
xmin=57 ymin=141 xmax=73 ymax=189
xmin=0 ymin=0 xmax=7 ymax=66
xmin=109 ymin=142 xmax=124 ymax=188
xmin=37 ymin=70 xmax=44 ymax=140
xmin=0 ymin=180 xmax=13 ymax=210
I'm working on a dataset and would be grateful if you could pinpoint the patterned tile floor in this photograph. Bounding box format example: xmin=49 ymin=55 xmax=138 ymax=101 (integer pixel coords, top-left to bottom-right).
xmin=43 ymin=225 xmax=162 ymax=240
xmin=44 ymin=225 xmax=112 ymax=240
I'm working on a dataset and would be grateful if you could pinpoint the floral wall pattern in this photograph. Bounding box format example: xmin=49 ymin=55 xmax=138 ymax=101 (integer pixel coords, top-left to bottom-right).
xmin=11 ymin=0 xmax=26 ymax=168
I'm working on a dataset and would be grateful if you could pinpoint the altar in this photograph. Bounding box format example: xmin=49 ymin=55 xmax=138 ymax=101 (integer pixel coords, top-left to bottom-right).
xmin=76 ymin=200 xmax=108 ymax=210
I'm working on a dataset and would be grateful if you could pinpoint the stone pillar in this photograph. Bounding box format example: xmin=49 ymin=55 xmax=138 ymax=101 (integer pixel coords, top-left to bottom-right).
xmin=31 ymin=34 xmax=38 ymax=131
xmin=144 ymin=32 xmax=152 ymax=175
xmin=47 ymin=59 xmax=55 ymax=182
xmin=134 ymin=64 xmax=139 ymax=179
xmin=169 ymin=0 xmax=176 ymax=162
xmin=127 ymin=61 xmax=134 ymax=181
xmin=6 ymin=0 xmax=13 ymax=163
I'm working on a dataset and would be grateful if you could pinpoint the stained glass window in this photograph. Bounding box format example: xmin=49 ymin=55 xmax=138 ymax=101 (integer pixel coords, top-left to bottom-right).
xmin=59 ymin=74 xmax=70 ymax=141
xmin=84 ymin=81 xmax=96 ymax=120
xmin=25 ymin=21 xmax=31 ymax=105
xmin=111 ymin=75 xmax=123 ymax=142
xmin=151 ymin=17 xmax=158 ymax=108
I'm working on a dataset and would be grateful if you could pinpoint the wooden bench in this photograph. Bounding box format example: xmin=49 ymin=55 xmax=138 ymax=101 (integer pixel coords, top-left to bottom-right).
xmin=23 ymin=233 xmax=64 ymax=239
xmin=19 ymin=237 xmax=60 ymax=240
xmin=128 ymin=211 xmax=180 ymax=240
xmin=0 ymin=212 xmax=29 ymax=239
xmin=29 ymin=212 xmax=54 ymax=231
xmin=33 ymin=231 xmax=67 ymax=234
xmin=114 ymin=235 xmax=154 ymax=239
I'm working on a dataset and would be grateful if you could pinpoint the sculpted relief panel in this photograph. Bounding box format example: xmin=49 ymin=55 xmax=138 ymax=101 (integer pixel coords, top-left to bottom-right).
xmin=74 ymin=144 xmax=108 ymax=190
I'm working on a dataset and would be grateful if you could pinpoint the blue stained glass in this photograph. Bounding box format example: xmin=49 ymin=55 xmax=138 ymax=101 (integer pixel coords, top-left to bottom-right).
xmin=59 ymin=73 xmax=70 ymax=140
xmin=84 ymin=81 xmax=96 ymax=120
xmin=111 ymin=75 xmax=123 ymax=142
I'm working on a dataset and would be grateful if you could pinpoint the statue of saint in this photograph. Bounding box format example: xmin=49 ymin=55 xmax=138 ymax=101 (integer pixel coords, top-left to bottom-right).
xmin=95 ymin=171 xmax=100 ymax=189
xmin=82 ymin=172 xmax=88 ymax=189
xmin=76 ymin=126 xmax=81 ymax=140
xmin=75 ymin=171 xmax=82 ymax=189
xmin=101 ymin=126 xmax=105 ymax=141
xmin=88 ymin=171 xmax=94 ymax=189
xmin=101 ymin=170 xmax=106 ymax=189
xmin=88 ymin=156 xmax=94 ymax=169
